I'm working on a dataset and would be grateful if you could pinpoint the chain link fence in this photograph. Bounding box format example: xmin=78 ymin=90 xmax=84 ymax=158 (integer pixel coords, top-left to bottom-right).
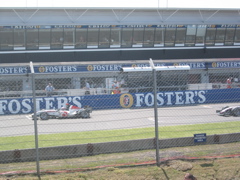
xmin=0 ymin=62 xmax=240 ymax=176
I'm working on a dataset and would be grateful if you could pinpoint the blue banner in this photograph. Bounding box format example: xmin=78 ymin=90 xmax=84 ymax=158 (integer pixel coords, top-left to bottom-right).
xmin=0 ymin=88 xmax=240 ymax=115
xmin=3 ymin=61 xmax=240 ymax=75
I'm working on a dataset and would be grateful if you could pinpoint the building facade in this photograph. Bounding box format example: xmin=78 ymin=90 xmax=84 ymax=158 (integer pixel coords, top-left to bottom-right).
xmin=0 ymin=7 xmax=240 ymax=95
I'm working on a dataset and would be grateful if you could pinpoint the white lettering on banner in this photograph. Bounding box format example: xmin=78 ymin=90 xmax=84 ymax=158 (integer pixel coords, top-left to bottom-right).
xmin=198 ymin=91 xmax=206 ymax=103
xmin=135 ymin=94 xmax=145 ymax=107
xmin=88 ymin=25 xmax=111 ymax=28
xmin=145 ymin=93 xmax=154 ymax=106
xmin=185 ymin=91 xmax=195 ymax=104
xmin=175 ymin=92 xmax=184 ymax=105
xmin=157 ymin=93 xmax=164 ymax=105
xmin=0 ymin=100 xmax=8 ymax=114
xmin=135 ymin=63 xmax=166 ymax=67
xmin=178 ymin=62 xmax=205 ymax=69
xmin=0 ymin=67 xmax=28 ymax=74
xmin=57 ymin=97 xmax=68 ymax=109
xmin=135 ymin=91 xmax=206 ymax=107
xmin=35 ymin=98 xmax=44 ymax=111
xmin=45 ymin=98 xmax=55 ymax=109
xmin=92 ymin=65 xmax=122 ymax=71
xmin=8 ymin=100 xmax=21 ymax=114
xmin=44 ymin=66 xmax=77 ymax=73
xmin=214 ymin=62 xmax=240 ymax=68
xmin=22 ymin=99 xmax=32 ymax=113
xmin=55 ymin=97 xmax=82 ymax=109
xmin=72 ymin=97 xmax=82 ymax=108
xmin=165 ymin=92 xmax=174 ymax=105
xmin=0 ymin=97 xmax=83 ymax=115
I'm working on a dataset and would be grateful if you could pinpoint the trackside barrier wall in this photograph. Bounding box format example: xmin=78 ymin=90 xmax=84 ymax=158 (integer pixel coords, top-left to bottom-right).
xmin=0 ymin=88 xmax=240 ymax=115
xmin=0 ymin=133 xmax=240 ymax=163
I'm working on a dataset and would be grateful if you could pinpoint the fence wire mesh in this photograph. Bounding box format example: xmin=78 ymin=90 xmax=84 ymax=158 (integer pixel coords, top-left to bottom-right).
xmin=0 ymin=66 xmax=240 ymax=176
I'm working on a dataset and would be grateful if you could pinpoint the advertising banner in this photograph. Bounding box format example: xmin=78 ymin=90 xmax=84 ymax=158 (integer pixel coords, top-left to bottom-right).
xmin=0 ymin=89 xmax=240 ymax=115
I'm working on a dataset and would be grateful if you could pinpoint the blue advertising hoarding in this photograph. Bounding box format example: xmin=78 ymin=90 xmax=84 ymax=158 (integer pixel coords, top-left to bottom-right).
xmin=0 ymin=88 xmax=240 ymax=115
xmin=2 ymin=60 xmax=240 ymax=75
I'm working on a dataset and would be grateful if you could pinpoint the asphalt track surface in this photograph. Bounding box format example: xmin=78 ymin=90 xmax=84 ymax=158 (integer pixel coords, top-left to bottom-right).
xmin=0 ymin=103 xmax=240 ymax=137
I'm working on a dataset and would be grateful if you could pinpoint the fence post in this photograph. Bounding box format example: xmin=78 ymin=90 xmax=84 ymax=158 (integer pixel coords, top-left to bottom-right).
xmin=30 ymin=61 xmax=40 ymax=178
xmin=153 ymin=68 xmax=160 ymax=166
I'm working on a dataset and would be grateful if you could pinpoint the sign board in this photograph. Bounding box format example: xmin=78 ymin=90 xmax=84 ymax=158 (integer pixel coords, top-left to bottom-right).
xmin=194 ymin=133 xmax=206 ymax=143
xmin=0 ymin=89 xmax=240 ymax=115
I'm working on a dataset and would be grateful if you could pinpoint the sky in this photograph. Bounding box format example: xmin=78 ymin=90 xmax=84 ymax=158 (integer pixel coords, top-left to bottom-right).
xmin=0 ymin=0 xmax=240 ymax=9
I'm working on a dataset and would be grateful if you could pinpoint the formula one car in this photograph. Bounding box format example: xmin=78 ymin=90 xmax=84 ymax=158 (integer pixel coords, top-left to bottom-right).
xmin=32 ymin=104 xmax=92 ymax=120
xmin=216 ymin=105 xmax=240 ymax=117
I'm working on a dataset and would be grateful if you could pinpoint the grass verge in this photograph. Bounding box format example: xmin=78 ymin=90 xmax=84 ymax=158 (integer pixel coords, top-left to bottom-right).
xmin=0 ymin=142 xmax=240 ymax=180
xmin=0 ymin=121 xmax=240 ymax=151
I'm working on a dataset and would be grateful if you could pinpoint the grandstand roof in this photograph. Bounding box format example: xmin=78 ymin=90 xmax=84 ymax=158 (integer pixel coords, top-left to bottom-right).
xmin=0 ymin=0 xmax=240 ymax=9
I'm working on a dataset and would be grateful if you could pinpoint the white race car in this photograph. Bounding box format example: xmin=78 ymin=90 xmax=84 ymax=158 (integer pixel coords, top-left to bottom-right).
xmin=216 ymin=105 xmax=240 ymax=117
xmin=32 ymin=105 xmax=92 ymax=120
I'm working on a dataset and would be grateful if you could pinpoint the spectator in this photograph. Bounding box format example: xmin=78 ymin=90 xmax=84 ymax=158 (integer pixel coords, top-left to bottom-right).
xmin=184 ymin=173 xmax=197 ymax=180
xmin=112 ymin=80 xmax=121 ymax=94
xmin=112 ymin=87 xmax=121 ymax=94
xmin=45 ymin=83 xmax=55 ymax=97
xmin=85 ymin=81 xmax=90 ymax=90
xmin=112 ymin=80 xmax=118 ymax=89
xmin=84 ymin=80 xmax=90 ymax=95
xmin=226 ymin=76 xmax=233 ymax=88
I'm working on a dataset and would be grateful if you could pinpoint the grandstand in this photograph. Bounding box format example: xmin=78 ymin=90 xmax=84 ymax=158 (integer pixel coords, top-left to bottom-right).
xmin=0 ymin=6 xmax=239 ymax=62
xmin=0 ymin=4 xmax=240 ymax=94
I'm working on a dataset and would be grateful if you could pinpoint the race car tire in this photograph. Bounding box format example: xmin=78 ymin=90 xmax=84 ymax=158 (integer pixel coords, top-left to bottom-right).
xmin=232 ymin=108 xmax=240 ymax=116
xmin=81 ymin=111 xmax=90 ymax=118
xmin=40 ymin=112 xmax=49 ymax=120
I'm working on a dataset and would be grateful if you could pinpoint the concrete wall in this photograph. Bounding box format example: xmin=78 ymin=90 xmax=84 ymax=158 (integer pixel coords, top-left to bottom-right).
xmin=0 ymin=133 xmax=239 ymax=163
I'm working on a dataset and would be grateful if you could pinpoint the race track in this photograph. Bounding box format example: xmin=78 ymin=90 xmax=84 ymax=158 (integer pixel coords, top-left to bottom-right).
xmin=0 ymin=103 xmax=239 ymax=137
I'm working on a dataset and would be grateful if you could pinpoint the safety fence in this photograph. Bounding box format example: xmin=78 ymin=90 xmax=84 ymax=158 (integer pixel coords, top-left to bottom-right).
xmin=0 ymin=61 xmax=240 ymax=178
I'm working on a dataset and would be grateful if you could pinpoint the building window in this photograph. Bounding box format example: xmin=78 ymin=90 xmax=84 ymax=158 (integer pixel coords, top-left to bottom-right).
xmin=110 ymin=27 xmax=121 ymax=48
xmin=26 ymin=28 xmax=39 ymax=50
xmin=121 ymin=27 xmax=133 ymax=48
xmin=51 ymin=27 xmax=63 ymax=49
xmin=63 ymin=27 xmax=75 ymax=49
xmin=87 ymin=28 xmax=99 ymax=48
xmin=39 ymin=27 xmax=51 ymax=49
xmin=99 ymin=27 xmax=110 ymax=48
xmin=0 ymin=28 xmax=13 ymax=51
xmin=224 ymin=27 xmax=235 ymax=46
xmin=154 ymin=27 xmax=164 ymax=47
xmin=14 ymin=28 xmax=25 ymax=50
xmin=75 ymin=27 xmax=87 ymax=49
xmin=196 ymin=25 xmax=206 ymax=46
xmin=215 ymin=27 xmax=226 ymax=45
xmin=205 ymin=26 xmax=216 ymax=46
xmin=143 ymin=27 xmax=154 ymax=47
xmin=175 ymin=26 xmax=186 ymax=46
xmin=132 ymin=28 xmax=144 ymax=47
xmin=164 ymin=27 xmax=176 ymax=46
xmin=185 ymin=25 xmax=196 ymax=46
xmin=234 ymin=28 xmax=240 ymax=45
